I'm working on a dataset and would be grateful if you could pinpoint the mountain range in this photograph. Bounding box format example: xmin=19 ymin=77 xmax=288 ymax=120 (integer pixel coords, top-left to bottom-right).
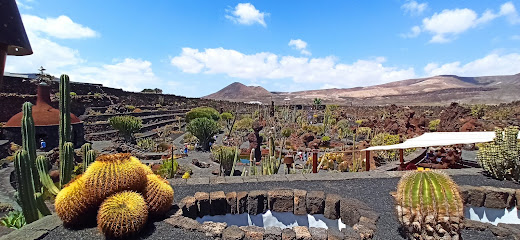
xmin=203 ymin=73 xmax=520 ymax=105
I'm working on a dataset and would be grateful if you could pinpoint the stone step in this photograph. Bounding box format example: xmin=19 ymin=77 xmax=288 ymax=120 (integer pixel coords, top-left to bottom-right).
xmin=81 ymin=108 xmax=189 ymax=123
xmin=85 ymin=118 xmax=184 ymax=141
xmin=84 ymin=113 xmax=185 ymax=134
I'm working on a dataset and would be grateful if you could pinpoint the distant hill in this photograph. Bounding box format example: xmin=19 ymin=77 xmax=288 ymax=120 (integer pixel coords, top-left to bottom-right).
xmin=204 ymin=73 xmax=520 ymax=105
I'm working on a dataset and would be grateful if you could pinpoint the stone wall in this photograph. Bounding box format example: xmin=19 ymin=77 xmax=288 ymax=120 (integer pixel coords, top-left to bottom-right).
xmin=167 ymin=189 xmax=380 ymax=239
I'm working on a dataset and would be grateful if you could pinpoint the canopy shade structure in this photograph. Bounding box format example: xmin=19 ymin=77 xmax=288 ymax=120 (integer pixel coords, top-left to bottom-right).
xmin=362 ymin=132 xmax=520 ymax=151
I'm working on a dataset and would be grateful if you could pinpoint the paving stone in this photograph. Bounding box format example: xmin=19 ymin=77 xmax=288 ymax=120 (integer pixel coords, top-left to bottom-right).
xmin=341 ymin=225 xmax=361 ymax=240
xmin=293 ymin=226 xmax=312 ymax=240
xmin=264 ymin=226 xmax=282 ymax=240
xmin=517 ymin=189 xmax=520 ymax=209
xmin=239 ymin=226 xmax=265 ymax=240
xmin=357 ymin=209 xmax=380 ymax=223
xmin=460 ymin=185 xmax=485 ymax=207
xmin=0 ymin=225 xmax=14 ymax=237
xmin=226 ymin=192 xmax=238 ymax=214
xmin=340 ymin=198 xmax=366 ymax=227
xmin=195 ymin=192 xmax=210 ymax=217
xmin=293 ymin=189 xmax=307 ymax=215
xmin=242 ymin=176 xmax=258 ymax=183
xmin=237 ymin=191 xmax=248 ymax=214
xmin=353 ymin=223 xmax=374 ymax=240
xmin=210 ymin=191 xmax=227 ymax=216
xmin=309 ymin=227 xmax=327 ymax=240
xmin=306 ymin=191 xmax=325 ymax=214
xmin=180 ymin=196 xmax=198 ymax=219
xmin=201 ymin=221 xmax=227 ymax=238
xmin=210 ymin=176 xmax=226 ymax=185
xmin=165 ymin=215 xmax=202 ymax=231
xmin=286 ymin=174 xmax=306 ymax=181
xmin=247 ymin=190 xmax=268 ymax=215
xmin=223 ymin=225 xmax=245 ymax=240
xmin=324 ymin=194 xmax=341 ymax=220
xmin=268 ymin=189 xmax=294 ymax=212
xmin=225 ymin=177 xmax=244 ymax=184
xmin=282 ymin=228 xmax=296 ymax=240
xmin=170 ymin=178 xmax=187 ymax=185
xmin=326 ymin=228 xmax=344 ymax=240
xmin=483 ymin=186 xmax=514 ymax=209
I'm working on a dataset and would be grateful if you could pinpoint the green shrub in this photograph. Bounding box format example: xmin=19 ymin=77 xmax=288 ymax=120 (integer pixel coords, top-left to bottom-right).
xmin=429 ymin=119 xmax=440 ymax=131
xmin=125 ymin=105 xmax=136 ymax=111
xmin=186 ymin=107 xmax=220 ymax=123
xmin=186 ymin=118 xmax=219 ymax=151
xmin=281 ymin=127 xmax=293 ymax=138
xmin=321 ymin=136 xmax=331 ymax=142
xmin=109 ymin=116 xmax=142 ymax=140
xmin=137 ymin=138 xmax=156 ymax=151
xmin=235 ymin=117 xmax=254 ymax=132
xmin=370 ymin=133 xmax=400 ymax=162
xmin=471 ymin=104 xmax=487 ymax=119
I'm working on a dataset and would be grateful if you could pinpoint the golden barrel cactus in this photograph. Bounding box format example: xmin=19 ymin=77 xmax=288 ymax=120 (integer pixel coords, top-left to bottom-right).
xmin=141 ymin=163 xmax=155 ymax=175
xmin=97 ymin=191 xmax=148 ymax=238
xmin=83 ymin=153 xmax=147 ymax=204
xmin=55 ymin=175 xmax=94 ymax=225
xmin=395 ymin=170 xmax=463 ymax=240
xmin=143 ymin=174 xmax=174 ymax=216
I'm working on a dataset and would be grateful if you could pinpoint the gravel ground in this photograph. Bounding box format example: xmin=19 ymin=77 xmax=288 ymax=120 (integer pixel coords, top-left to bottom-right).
xmin=42 ymin=174 xmax=519 ymax=240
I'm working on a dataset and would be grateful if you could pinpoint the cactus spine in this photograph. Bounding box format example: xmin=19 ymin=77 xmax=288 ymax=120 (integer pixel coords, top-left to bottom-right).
xmin=36 ymin=155 xmax=60 ymax=196
xmin=59 ymin=74 xmax=73 ymax=188
xmin=55 ymin=175 xmax=94 ymax=225
xmin=477 ymin=126 xmax=520 ymax=181
xmin=60 ymin=142 xmax=74 ymax=187
xmin=395 ymin=170 xmax=463 ymax=240
xmin=81 ymin=143 xmax=95 ymax=172
xmin=97 ymin=191 xmax=148 ymax=238
xmin=143 ymin=174 xmax=174 ymax=216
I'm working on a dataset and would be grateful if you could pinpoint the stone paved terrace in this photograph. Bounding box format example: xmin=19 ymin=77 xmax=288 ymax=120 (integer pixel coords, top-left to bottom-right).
xmin=1 ymin=168 xmax=519 ymax=240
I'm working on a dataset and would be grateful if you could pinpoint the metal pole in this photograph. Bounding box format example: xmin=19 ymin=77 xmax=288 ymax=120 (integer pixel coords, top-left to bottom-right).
xmin=0 ymin=43 xmax=7 ymax=91
xmin=312 ymin=151 xmax=318 ymax=173
xmin=365 ymin=151 xmax=370 ymax=171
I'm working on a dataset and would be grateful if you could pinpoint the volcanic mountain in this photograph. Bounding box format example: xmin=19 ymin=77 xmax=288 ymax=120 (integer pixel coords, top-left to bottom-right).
xmin=203 ymin=73 xmax=520 ymax=105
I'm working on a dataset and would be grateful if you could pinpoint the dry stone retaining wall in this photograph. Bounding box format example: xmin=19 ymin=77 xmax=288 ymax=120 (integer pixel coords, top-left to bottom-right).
xmin=168 ymin=189 xmax=380 ymax=239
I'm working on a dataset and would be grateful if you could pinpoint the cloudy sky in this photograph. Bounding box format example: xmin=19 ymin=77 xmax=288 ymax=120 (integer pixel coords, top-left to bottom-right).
xmin=6 ymin=0 xmax=520 ymax=97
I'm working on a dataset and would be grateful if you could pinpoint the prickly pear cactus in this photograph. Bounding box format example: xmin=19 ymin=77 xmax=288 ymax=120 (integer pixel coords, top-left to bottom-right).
xmin=395 ymin=170 xmax=463 ymax=240
xmin=477 ymin=127 xmax=520 ymax=181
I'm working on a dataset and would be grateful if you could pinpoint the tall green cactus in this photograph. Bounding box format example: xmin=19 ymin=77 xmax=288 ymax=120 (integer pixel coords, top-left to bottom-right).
xmin=21 ymin=102 xmax=40 ymax=190
xmin=36 ymin=155 xmax=60 ymax=196
xmin=60 ymin=142 xmax=74 ymax=188
xmin=14 ymin=150 xmax=39 ymax=223
xmin=81 ymin=143 xmax=95 ymax=172
xmin=395 ymin=170 xmax=463 ymax=240
xmin=477 ymin=126 xmax=520 ymax=181
xmin=59 ymin=74 xmax=73 ymax=188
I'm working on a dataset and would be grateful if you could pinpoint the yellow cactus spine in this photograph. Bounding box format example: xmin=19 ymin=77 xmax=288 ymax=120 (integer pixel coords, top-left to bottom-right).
xmin=55 ymin=175 xmax=94 ymax=225
xmin=141 ymin=162 xmax=154 ymax=175
xmin=143 ymin=174 xmax=174 ymax=216
xmin=395 ymin=170 xmax=463 ymax=240
xmin=83 ymin=153 xmax=147 ymax=204
xmin=97 ymin=191 xmax=148 ymax=238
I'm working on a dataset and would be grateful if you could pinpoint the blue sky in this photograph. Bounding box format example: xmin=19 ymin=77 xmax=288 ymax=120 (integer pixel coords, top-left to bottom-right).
xmin=6 ymin=0 xmax=520 ymax=97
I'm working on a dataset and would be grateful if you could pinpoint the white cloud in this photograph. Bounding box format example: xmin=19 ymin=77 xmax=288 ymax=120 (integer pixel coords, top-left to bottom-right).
xmin=402 ymin=0 xmax=428 ymax=15
xmin=288 ymin=39 xmax=311 ymax=56
xmin=170 ymin=47 xmax=416 ymax=88
xmin=401 ymin=25 xmax=421 ymax=38
xmin=413 ymin=2 xmax=519 ymax=43
xmin=225 ymin=3 xmax=268 ymax=27
xmin=16 ymin=0 xmax=33 ymax=9
xmin=424 ymin=53 xmax=520 ymax=76
xmin=6 ymin=14 xmax=160 ymax=92
xmin=512 ymin=35 xmax=520 ymax=40
xmin=22 ymin=15 xmax=98 ymax=39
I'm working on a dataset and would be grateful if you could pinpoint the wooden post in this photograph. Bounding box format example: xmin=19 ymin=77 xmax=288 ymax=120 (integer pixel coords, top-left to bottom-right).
xmin=365 ymin=151 xmax=370 ymax=171
xmin=312 ymin=151 xmax=318 ymax=173
xmin=399 ymin=149 xmax=404 ymax=168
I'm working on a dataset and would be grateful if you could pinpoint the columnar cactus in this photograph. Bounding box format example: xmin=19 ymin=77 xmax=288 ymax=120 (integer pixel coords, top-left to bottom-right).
xmin=477 ymin=127 xmax=520 ymax=181
xmin=59 ymin=142 xmax=74 ymax=187
xmin=14 ymin=150 xmax=39 ymax=223
xmin=395 ymin=170 xmax=463 ymax=240
xmin=36 ymin=155 xmax=60 ymax=196
xmin=21 ymin=102 xmax=40 ymax=190
xmin=83 ymin=149 xmax=96 ymax=172
xmin=81 ymin=143 xmax=94 ymax=172
xmin=59 ymin=74 xmax=73 ymax=188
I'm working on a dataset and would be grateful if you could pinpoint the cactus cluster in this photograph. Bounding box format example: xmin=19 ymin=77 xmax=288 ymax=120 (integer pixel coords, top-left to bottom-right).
xmin=81 ymin=143 xmax=96 ymax=172
xmin=477 ymin=126 xmax=520 ymax=181
xmin=59 ymin=74 xmax=74 ymax=188
xmin=55 ymin=153 xmax=174 ymax=238
xmin=395 ymin=170 xmax=463 ymax=240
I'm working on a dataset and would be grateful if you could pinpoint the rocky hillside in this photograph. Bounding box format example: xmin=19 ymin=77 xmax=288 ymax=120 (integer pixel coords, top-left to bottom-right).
xmin=204 ymin=73 xmax=520 ymax=105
